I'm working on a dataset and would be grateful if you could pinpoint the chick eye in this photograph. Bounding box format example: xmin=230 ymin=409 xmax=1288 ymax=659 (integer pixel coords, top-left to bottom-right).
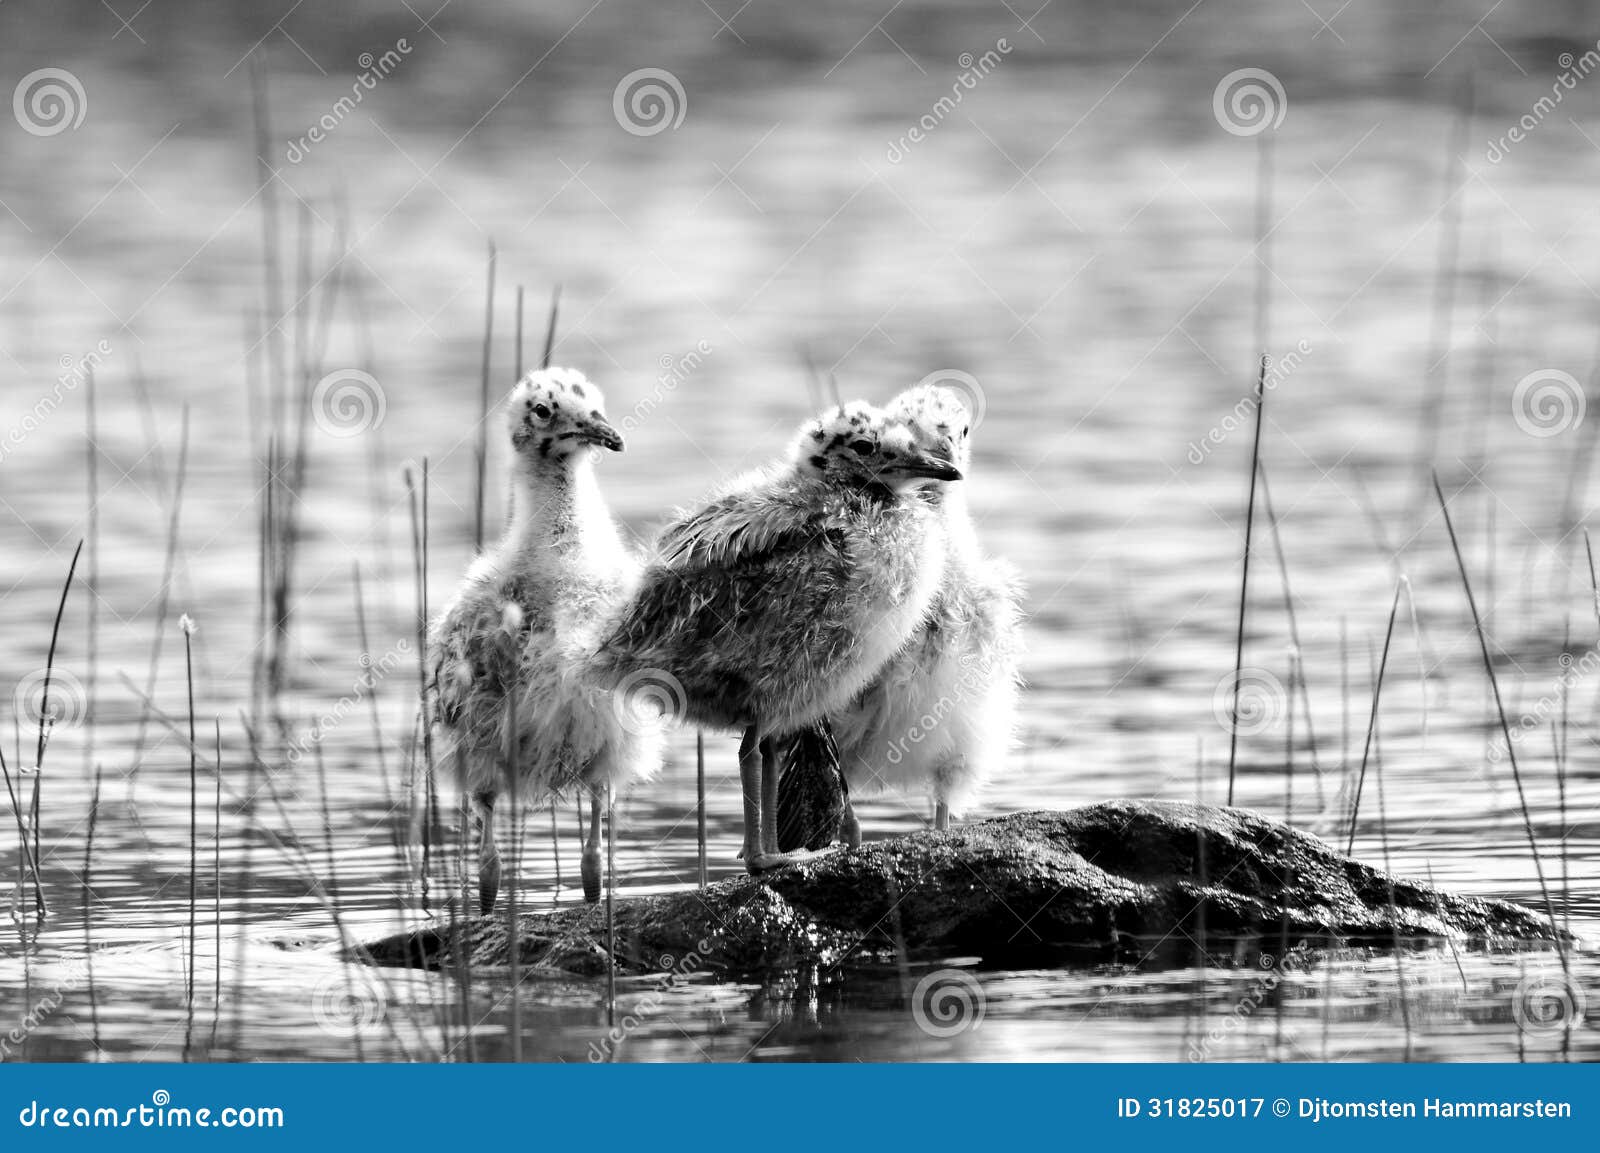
xmin=531 ymin=403 xmax=553 ymax=422
xmin=850 ymin=439 xmax=874 ymax=456
xmin=961 ymin=425 xmax=970 ymax=437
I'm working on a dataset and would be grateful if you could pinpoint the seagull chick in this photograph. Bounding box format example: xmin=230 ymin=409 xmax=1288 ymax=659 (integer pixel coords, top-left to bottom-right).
xmin=596 ymin=401 xmax=962 ymax=871
xmin=428 ymin=367 xmax=659 ymax=912
xmin=781 ymin=383 xmax=1023 ymax=846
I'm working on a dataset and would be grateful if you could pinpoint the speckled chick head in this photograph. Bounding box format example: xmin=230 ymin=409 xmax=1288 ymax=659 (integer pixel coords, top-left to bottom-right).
xmin=791 ymin=401 xmax=963 ymax=492
xmin=886 ymin=384 xmax=974 ymax=473
xmin=508 ymin=367 xmax=624 ymax=462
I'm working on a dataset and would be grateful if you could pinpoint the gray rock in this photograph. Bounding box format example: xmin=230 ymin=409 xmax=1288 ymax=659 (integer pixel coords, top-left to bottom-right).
xmin=357 ymin=800 xmax=1562 ymax=976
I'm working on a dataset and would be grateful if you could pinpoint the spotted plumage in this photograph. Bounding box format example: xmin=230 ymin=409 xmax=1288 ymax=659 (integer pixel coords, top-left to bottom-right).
xmin=783 ymin=384 xmax=1024 ymax=843
xmin=595 ymin=401 xmax=963 ymax=869
xmin=428 ymin=366 xmax=659 ymax=911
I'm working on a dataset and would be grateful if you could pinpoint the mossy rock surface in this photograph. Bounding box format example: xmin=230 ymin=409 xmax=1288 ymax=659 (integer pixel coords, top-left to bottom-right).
xmin=358 ymin=801 xmax=1562 ymax=977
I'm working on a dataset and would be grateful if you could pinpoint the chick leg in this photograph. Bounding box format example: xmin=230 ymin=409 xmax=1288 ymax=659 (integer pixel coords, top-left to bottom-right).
xmin=842 ymin=797 xmax=862 ymax=849
xmin=472 ymin=788 xmax=501 ymax=915
xmin=760 ymin=735 xmax=781 ymax=856
xmin=750 ymin=732 xmax=835 ymax=872
xmin=739 ymin=725 xmax=762 ymax=872
xmin=581 ymin=789 xmax=603 ymax=904
xmin=934 ymin=801 xmax=950 ymax=832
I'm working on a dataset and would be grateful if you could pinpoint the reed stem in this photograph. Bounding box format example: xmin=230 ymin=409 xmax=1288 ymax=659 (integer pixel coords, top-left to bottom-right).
xmin=1345 ymin=580 xmax=1401 ymax=855
xmin=84 ymin=365 xmax=98 ymax=785
xmin=83 ymin=765 xmax=102 ymax=1053
xmin=133 ymin=407 xmax=191 ymax=779
xmin=183 ymin=616 xmax=198 ymax=1008
xmin=405 ymin=461 xmax=436 ymax=914
xmin=181 ymin=615 xmax=198 ymax=1060
xmin=606 ymin=782 xmax=616 ymax=1028
xmin=697 ymin=730 xmax=708 ymax=888
xmin=28 ymin=538 xmax=84 ymax=921
xmin=1257 ymin=463 xmax=1323 ymax=800
xmin=1433 ymin=473 xmax=1566 ymax=969
xmin=1226 ymin=355 xmax=1268 ymax=806
xmin=475 ymin=242 xmax=497 ymax=552
xmin=542 ymin=286 xmax=561 ymax=370
xmin=1413 ymin=74 xmax=1470 ymax=500
xmin=211 ymin=720 xmax=222 ymax=1053
xmin=1369 ymin=639 xmax=1412 ymax=1061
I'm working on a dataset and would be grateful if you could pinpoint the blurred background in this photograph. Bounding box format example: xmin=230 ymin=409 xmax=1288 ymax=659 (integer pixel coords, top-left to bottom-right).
xmin=1 ymin=0 xmax=1597 ymax=1061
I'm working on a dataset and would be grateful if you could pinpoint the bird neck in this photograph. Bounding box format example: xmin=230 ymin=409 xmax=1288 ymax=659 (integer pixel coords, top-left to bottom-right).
xmin=929 ymin=485 xmax=979 ymax=559
xmin=508 ymin=451 xmax=607 ymax=554
xmin=915 ymin=479 xmax=966 ymax=513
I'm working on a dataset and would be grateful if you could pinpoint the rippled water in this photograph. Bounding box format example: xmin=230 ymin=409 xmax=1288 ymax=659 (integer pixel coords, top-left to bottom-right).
xmin=2 ymin=0 xmax=1598 ymax=1061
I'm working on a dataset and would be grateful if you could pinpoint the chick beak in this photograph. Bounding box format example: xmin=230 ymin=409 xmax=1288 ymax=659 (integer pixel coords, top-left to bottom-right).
xmin=578 ymin=416 xmax=625 ymax=452
xmin=898 ymin=450 xmax=963 ymax=482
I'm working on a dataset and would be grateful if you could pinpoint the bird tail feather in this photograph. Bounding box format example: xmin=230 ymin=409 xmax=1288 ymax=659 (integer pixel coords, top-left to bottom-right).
xmin=776 ymin=720 xmax=848 ymax=852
